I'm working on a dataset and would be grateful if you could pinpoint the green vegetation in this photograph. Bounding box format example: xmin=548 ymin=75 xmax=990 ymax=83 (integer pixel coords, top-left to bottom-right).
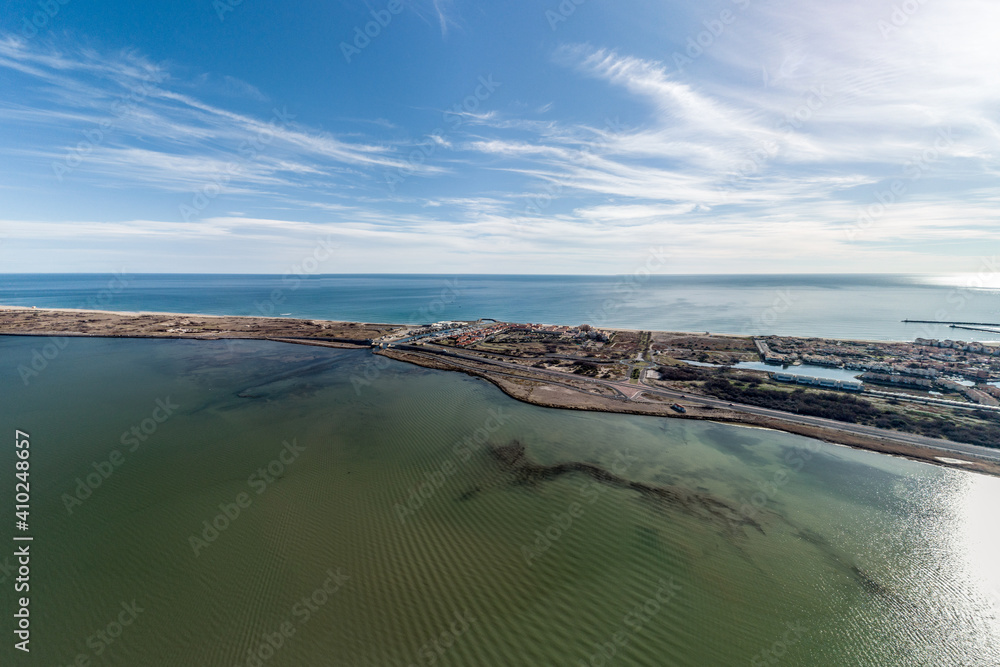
xmin=655 ymin=365 xmax=706 ymax=381
xmin=638 ymin=331 xmax=651 ymax=355
xmin=701 ymin=377 xmax=1000 ymax=449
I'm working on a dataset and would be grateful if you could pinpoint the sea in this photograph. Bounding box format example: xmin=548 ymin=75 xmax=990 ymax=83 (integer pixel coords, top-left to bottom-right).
xmin=2 ymin=275 xmax=1000 ymax=665
xmin=2 ymin=273 xmax=1000 ymax=341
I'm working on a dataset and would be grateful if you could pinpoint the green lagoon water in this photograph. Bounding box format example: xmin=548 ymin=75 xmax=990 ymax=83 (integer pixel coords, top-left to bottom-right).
xmin=2 ymin=336 xmax=999 ymax=665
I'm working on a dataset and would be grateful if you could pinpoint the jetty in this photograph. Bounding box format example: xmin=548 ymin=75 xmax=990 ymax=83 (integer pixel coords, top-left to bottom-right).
xmin=949 ymin=325 xmax=1000 ymax=334
xmin=903 ymin=319 xmax=1000 ymax=327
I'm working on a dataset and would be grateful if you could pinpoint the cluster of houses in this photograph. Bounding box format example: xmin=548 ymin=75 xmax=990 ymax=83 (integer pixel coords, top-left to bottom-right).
xmin=983 ymin=385 xmax=1000 ymax=400
xmin=915 ymin=338 xmax=1000 ymax=354
xmin=910 ymin=339 xmax=998 ymax=380
xmin=800 ymin=354 xmax=842 ymax=367
xmin=892 ymin=366 xmax=939 ymax=378
xmin=844 ymin=360 xmax=894 ymax=373
xmin=860 ymin=372 xmax=933 ymax=388
xmin=452 ymin=323 xmax=511 ymax=347
xmin=754 ymin=339 xmax=789 ymax=364
xmin=451 ymin=322 xmax=600 ymax=347
xmin=851 ymin=363 xmax=941 ymax=378
xmin=937 ymin=379 xmax=999 ymax=406
xmin=770 ymin=370 xmax=999 ymax=405
xmin=859 ymin=373 xmax=999 ymax=406
xmin=770 ymin=372 xmax=863 ymax=391
xmin=752 ymin=336 xmax=1000 ymax=405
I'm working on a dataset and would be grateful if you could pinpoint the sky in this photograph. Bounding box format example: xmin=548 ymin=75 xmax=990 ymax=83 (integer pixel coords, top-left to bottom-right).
xmin=0 ymin=0 xmax=998 ymax=274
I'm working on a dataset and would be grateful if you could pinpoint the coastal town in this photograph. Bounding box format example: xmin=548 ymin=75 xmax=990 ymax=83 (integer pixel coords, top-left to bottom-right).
xmin=753 ymin=335 xmax=1000 ymax=406
xmin=375 ymin=318 xmax=1000 ymax=409
xmin=6 ymin=307 xmax=999 ymax=414
xmin=3 ymin=306 xmax=999 ymax=470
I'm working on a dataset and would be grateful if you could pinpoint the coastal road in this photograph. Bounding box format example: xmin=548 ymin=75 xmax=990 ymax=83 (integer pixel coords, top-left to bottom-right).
xmin=394 ymin=344 xmax=632 ymax=401
xmin=628 ymin=381 xmax=1000 ymax=463
xmin=393 ymin=343 xmax=1000 ymax=464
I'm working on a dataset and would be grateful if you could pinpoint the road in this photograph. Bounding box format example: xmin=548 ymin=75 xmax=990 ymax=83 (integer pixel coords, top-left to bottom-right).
xmin=391 ymin=343 xmax=1000 ymax=464
xmin=395 ymin=343 xmax=632 ymax=400
xmin=629 ymin=380 xmax=1000 ymax=462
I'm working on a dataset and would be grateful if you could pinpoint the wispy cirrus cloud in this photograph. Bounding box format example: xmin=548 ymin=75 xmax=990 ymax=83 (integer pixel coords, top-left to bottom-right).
xmin=0 ymin=36 xmax=441 ymax=197
xmin=1 ymin=0 xmax=998 ymax=274
xmin=452 ymin=10 xmax=999 ymax=254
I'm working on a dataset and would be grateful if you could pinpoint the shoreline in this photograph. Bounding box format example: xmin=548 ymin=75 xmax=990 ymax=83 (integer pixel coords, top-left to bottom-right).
xmin=3 ymin=305 xmax=998 ymax=476
xmin=0 ymin=304 xmax=366 ymax=325
xmin=0 ymin=304 xmax=929 ymax=344
xmin=378 ymin=348 xmax=1000 ymax=477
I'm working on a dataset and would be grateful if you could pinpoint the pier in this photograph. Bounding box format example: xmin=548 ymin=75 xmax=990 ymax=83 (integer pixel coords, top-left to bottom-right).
xmin=903 ymin=319 xmax=1000 ymax=327
xmin=949 ymin=325 xmax=1000 ymax=334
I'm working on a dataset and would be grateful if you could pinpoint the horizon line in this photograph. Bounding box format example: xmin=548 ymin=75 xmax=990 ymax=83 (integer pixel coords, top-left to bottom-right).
xmin=0 ymin=271 xmax=962 ymax=277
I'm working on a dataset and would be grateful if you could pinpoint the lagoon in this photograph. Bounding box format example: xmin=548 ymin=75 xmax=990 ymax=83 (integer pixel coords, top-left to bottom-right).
xmin=2 ymin=335 xmax=998 ymax=665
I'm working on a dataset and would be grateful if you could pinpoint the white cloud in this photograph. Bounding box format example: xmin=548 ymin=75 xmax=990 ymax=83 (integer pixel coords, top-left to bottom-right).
xmin=0 ymin=37 xmax=441 ymax=195
xmin=2 ymin=0 xmax=998 ymax=273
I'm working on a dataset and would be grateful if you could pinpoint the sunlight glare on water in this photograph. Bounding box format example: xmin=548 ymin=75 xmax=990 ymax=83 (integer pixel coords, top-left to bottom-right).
xmin=915 ymin=273 xmax=1000 ymax=291
xmin=903 ymin=472 xmax=1000 ymax=664
xmin=954 ymin=475 xmax=1000 ymax=639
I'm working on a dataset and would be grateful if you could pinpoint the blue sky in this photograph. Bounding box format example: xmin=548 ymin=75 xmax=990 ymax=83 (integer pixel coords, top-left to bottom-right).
xmin=0 ymin=0 xmax=997 ymax=274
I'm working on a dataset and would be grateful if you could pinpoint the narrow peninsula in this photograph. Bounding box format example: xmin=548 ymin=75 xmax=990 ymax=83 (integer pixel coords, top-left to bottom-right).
xmin=3 ymin=305 xmax=999 ymax=476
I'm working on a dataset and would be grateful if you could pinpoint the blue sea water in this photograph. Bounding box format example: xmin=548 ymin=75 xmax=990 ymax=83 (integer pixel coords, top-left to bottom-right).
xmin=2 ymin=273 xmax=999 ymax=341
